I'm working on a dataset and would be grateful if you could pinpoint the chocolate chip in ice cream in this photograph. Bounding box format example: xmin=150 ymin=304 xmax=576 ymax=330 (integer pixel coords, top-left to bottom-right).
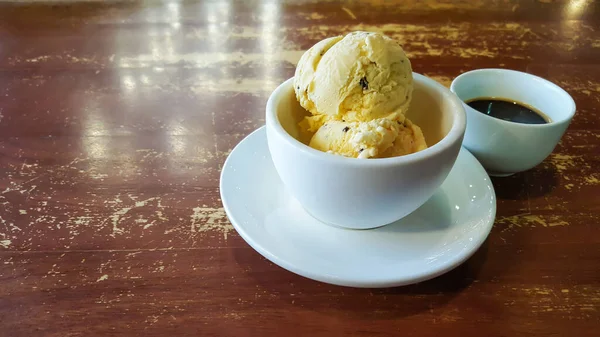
xmin=359 ymin=77 xmax=369 ymax=90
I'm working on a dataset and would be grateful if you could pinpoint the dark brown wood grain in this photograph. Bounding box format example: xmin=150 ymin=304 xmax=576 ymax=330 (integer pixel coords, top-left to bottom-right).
xmin=1 ymin=1 xmax=599 ymax=336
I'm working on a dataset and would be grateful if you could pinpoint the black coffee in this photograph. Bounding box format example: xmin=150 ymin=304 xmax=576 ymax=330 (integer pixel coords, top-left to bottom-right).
xmin=466 ymin=97 xmax=550 ymax=124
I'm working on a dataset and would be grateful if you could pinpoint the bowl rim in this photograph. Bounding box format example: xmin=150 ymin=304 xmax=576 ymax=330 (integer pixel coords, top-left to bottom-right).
xmin=265 ymin=72 xmax=466 ymax=167
xmin=449 ymin=68 xmax=577 ymax=129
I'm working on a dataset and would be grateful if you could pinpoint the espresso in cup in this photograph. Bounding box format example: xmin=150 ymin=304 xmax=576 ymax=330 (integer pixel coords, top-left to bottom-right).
xmin=449 ymin=68 xmax=576 ymax=176
xmin=465 ymin=97 xmax=550 ymax=125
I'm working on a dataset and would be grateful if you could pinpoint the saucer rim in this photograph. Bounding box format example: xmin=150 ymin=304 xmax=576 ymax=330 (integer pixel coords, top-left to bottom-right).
xmin=220 ymin=126 xmax=496 ymax=288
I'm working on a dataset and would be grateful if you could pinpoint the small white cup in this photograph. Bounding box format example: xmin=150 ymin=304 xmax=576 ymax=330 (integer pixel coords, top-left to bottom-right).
xmin=265 ymin=73 xmax=466 ymax=229
xmin=450 ymin=68 xmax=576 ymax=176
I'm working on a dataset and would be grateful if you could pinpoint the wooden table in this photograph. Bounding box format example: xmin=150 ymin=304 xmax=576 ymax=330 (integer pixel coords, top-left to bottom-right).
xmin=1 ymin=1 xmax=598 ymax=336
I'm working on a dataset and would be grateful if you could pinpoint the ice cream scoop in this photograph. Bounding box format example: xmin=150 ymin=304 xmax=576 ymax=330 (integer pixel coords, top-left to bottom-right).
xmin=293 ymin=31 xmax=427 ymax=159
xmin=309 ymin=117 xmax=427 ymax=159
xmin=294 ymin=31 xmax=413 ymax=124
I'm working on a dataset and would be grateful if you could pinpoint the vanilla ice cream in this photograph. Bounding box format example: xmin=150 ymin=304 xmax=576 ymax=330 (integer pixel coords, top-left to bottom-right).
xmin=294 ymin=31 xmax=427 ymax=159
xmin=310 ymin=116 xmax=427 ymax=159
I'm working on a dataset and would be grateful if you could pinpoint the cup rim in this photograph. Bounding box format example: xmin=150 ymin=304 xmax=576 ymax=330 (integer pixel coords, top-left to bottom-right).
xmin=265 ymin=72 xmax=466 ymax=167
xmin=449 ymin=68 xmax=576 ymax=129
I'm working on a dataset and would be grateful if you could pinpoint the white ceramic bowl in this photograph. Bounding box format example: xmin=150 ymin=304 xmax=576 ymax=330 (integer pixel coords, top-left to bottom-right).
xmin=450 ymin=68 xmax=576 ymax=176
xmin=265 ymin=73 xmax=466 ymax=229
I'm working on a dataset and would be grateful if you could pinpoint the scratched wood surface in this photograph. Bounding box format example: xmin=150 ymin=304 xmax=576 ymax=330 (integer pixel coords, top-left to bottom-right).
xmin=0 ymin=0 xmax=599 ymax=336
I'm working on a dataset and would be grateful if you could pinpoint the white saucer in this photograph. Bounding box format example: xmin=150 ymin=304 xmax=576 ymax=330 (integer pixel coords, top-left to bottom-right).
xmin=220 ymin=126 xmax=496 ymax=288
